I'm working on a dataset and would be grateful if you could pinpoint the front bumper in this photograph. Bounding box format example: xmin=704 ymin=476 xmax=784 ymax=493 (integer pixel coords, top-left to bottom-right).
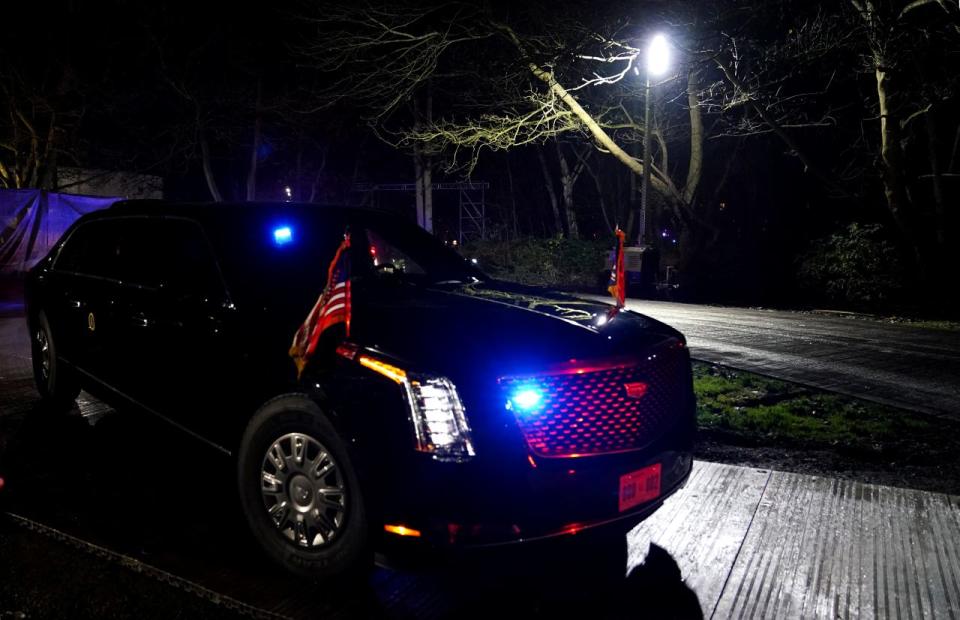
xmin=321 ymin=343 xmax=697 ymax=561
xmin=374 ymin=423 xmax=694 ymax=557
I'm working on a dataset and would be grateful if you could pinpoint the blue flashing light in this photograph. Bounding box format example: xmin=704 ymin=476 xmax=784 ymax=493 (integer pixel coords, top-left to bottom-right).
xmin=509 ymin=388 xmax=543 ymax=414
xmin=273 ymin=226 xmax=293 ymax=246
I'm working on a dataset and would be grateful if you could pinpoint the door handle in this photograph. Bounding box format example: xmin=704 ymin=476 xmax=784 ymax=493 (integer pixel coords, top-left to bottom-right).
xmin=67 ymin=299 xmax=82 ymax=309
xmin=131 ymin=314 xmax=152 ymax=328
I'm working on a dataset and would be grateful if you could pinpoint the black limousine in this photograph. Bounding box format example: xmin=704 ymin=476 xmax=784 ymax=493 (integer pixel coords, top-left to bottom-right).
xmin=25 ymin=201 xmax=695 ymax=578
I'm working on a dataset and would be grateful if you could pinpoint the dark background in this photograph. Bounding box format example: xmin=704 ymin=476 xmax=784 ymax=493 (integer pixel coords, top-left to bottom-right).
xmin=2 ymin=0 xmax=958 ymax=313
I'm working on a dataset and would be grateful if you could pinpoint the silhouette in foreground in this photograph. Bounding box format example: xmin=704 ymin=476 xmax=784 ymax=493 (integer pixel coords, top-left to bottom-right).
xmin=611 ymin=543 xmax=703 ymax=620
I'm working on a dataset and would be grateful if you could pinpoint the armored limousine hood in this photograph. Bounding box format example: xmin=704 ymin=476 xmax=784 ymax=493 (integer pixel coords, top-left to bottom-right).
xmin=351 ymin=279 xmax=684 ymax=380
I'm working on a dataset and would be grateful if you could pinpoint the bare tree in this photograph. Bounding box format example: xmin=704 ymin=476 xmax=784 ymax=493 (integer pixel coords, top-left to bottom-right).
xmin=296 ymin=1 xmax=709 ymax=240
xmin=700 ymin=0 xmax=960 ymax=276
xmin=0 ymin=61 xmax=79 ymax=190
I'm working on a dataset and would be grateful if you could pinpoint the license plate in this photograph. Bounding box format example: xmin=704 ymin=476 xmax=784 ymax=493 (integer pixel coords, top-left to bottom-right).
xmin=618 ymin=463 xmax=661 ymax=512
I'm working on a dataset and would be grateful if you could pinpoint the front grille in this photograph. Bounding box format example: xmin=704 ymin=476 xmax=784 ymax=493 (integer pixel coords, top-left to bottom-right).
xmin=499 ymin=341 xmax=687 ymax=458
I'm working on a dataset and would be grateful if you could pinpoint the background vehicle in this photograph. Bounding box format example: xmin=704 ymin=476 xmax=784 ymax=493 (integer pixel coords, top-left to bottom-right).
xmin=25 ymin=201 xmax=695 ymax=578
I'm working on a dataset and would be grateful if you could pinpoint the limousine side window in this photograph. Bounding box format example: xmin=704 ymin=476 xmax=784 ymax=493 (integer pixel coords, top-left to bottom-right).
xmin=56 ymin=217 xmax=225 ymax=301
xmin=157 ymin=218 xmax=225 ymax=299
xmin=55 ymin=219 xmax=124 ymax=279
xmin=115 ymin=218 xmax=225 ymax=299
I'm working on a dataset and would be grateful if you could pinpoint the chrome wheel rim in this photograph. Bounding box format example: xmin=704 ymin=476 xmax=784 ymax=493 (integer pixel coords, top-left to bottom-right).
xmin=260 ymin=432 xmax=347 ymax=548
xmin=36 ymin=328 xmax=51 ymax=381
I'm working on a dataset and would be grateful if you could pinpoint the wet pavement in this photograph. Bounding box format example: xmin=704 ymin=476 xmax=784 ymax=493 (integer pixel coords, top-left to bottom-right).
xmin=588 ymin=298 xmax=960 ymax=420
xmin=3 ymin=311 xmax=960 ymax=618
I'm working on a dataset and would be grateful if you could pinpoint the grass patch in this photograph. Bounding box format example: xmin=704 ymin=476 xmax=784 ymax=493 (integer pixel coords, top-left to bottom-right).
xmin=887 ymin=318 xmax=960 ymax=331
xmin=692 ymin=362 xmax=933 ymax=455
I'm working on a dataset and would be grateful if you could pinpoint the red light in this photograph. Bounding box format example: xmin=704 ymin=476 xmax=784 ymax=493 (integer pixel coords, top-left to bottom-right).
xmin=544 ymin=356 xmax=639 ymax=376
xmin=0 ymin=477 xmax=4 ymax=492
xmin=527 ymin=455 xmax=538 ymax=469
xmin=560 ymin=522 xmax=585 ymax=536
xmin=447 ymin=523 xmax=462 ymax=545
xmin=624 ymin=381 xmax=648 ymax=400
xmin=335 ymin=342 xmax=359 ymax=360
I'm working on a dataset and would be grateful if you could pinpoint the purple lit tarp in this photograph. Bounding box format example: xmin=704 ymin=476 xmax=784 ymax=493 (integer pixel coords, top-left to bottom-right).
xmin=0 ymin=190 xmax=119 ymax=273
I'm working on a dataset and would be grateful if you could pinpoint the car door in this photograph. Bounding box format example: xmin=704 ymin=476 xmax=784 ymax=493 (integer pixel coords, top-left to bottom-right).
xmin=48 ymin=218 xmax=126 ymax=383
xmin=111 ymin=217 xmax=236 ymax=441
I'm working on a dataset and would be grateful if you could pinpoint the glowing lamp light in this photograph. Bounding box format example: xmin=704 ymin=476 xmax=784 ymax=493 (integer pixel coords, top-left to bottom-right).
xmin=384 ymin=524 xmax=421 ymax=538
xmin=647 ymin=34 xmax=670 ymax=77
xmin=273 ymin=226 xmax=293 ymax=246
xmin=509 ymin=388 xmax=543 ymax=413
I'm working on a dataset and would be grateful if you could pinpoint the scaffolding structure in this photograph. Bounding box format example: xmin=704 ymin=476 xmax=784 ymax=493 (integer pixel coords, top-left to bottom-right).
xmin=353 ymin=181 xmax=489 ymax=243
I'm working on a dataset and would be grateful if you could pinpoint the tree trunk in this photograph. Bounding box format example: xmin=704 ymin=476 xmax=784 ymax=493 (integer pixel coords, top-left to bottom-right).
xmin=199 ymin=126 xmax=223 ymax=202
xmin=411 ymin=85 xmax=435 ymax=232
xmin=414 ymin=144 xmax=425 ymax=228
xmin=925 ymin=109 xmax=946 ymax=249
xmin=505 ymin=152 xmax=518 ymax=239
xmin=949 ymin=122 xmax=960 ymax=173
xmin=423 ymin=162 xmax=433 ymax=233
xmin=537 ymin=147 xmax=563 ymax=236
xmin=307 ymin=146 xmax=327 ymax=203
xmin=581 ymin=154 xmax=613 ymax=233
xmin=423 ymin=85 xmax=434 ymax=233
xmin=0 ymin=160 xmax=12 ymax=189
xmin=246 ymin=78 xmax=263 ymax=201
xmin=527 ymin=63 xmax=681 ymax=205
xmin=555 ymin=142 xmax=579 ymax=239
xmin=874 ymin=62 xmax=921 ymax=267
xmin=682 ymin=70 xmax=703 ymax=205
xmin=294 ymin=136 xmax=303 ymax=202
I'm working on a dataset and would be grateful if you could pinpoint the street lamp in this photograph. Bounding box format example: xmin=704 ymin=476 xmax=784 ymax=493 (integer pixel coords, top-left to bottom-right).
xmin=638 ymin=33 xmax=670 ymax=246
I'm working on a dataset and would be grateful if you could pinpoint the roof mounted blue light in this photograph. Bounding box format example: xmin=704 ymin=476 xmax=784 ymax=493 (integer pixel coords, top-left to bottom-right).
xmin=273 ymin=226 xmax=293 ymax=246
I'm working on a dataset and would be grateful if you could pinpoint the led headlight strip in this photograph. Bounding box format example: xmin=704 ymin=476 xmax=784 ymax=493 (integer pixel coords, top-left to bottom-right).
xmin=352 ymin=352 xmax=475 ymax=462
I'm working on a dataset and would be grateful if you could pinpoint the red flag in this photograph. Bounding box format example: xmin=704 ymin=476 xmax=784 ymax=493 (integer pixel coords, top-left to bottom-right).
xmin=607 ymin=227 xmax=626 ymax=308
xmin=290 ymin=233 xmax=351 ymax=376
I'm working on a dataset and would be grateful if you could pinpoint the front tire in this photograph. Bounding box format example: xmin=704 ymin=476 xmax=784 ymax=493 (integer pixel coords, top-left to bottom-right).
xmin=31 ymin=311 xmax=80 ymax=410
xmin=237 ymin=395 xmax=370 ymax=580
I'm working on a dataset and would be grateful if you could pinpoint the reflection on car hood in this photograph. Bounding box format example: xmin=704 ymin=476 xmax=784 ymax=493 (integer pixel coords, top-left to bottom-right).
xmin=352 ymin=280 xmax=684 ymax=380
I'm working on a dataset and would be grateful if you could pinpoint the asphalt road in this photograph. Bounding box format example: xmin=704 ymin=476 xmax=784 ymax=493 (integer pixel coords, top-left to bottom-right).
xmin=589 ymin=298 xmax=960 ymax=420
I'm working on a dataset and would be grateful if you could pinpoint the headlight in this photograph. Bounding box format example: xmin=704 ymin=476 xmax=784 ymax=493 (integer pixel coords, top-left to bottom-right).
xmin=404 ymin=375 xmax=475 ymax=461
xmin=355 ymin=354 xmax=475 ymax=462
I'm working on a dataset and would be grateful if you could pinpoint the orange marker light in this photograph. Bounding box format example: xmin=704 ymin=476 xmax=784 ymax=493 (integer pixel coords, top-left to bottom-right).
xmin=358 ymin=355 xmax=407 ymax=384
xmin=384 ymin=524 xmax=421 ymax=538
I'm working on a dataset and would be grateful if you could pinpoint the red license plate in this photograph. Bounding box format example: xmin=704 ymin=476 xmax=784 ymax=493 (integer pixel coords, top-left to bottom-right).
xmin=618 ymin=463 xmax=661 ymax=512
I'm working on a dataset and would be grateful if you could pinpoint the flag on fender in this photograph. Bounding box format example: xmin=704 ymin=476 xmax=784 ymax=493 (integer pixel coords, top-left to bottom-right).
xmin=607 ymin=227 xmax=626 ymax=308
xmin=289 ymin=233 xmax=351 ymax=377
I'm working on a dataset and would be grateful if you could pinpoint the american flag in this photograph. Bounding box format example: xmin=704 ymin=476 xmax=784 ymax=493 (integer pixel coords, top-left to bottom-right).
xmin=607 ymin=227 xmax=626 ymax=308
xmin=289 ymin=233 xmax=351 ymax=376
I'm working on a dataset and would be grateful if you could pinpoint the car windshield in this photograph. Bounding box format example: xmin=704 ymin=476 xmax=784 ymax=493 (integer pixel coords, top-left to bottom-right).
xmin=205 ymin=206 xmax=485 ymax=313
xmin=353 ymin=211 xmax=485 ymax=286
